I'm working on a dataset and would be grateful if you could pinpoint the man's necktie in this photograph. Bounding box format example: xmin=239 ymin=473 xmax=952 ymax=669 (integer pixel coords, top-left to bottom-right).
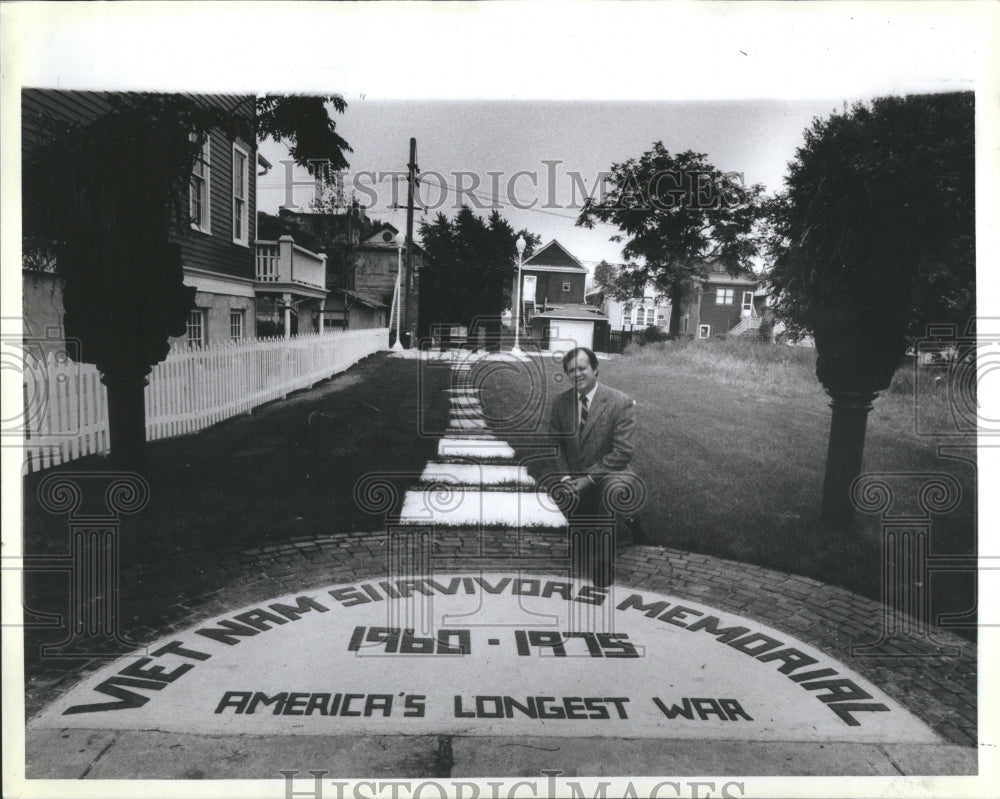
xmin=579 ymin=395 xmax=589 ymax=433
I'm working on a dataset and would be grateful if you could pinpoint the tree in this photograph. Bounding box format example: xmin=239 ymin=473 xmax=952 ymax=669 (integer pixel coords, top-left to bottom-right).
xmin=22 ymin=93 xmax=352 ymax=469
xmin=764 ymin=92 xmax=974 ymax=525
xmin=577 ymin=143 xmax=767 ymax=336
xmin=592 ymin=260 xmax=644 ymax=303
xmin=766 ymin=92 xmax=974 ymax=346
xmin=256 ymin=95 xmax=352 ymax=175
xmin=417 ymin=206 xmax=539 ymax=343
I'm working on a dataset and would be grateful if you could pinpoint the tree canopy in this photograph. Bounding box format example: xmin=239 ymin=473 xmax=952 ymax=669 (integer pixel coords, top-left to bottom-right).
xmin=577 ymin=142 xmax=767 ymax=335
xmin=418 ymin=207 xmax=540 ymax=335
xmin=593 ymin=260 xmax=647 ymax=303
xmin=765 ymin=92 xmax=975 ymax=344
xmin=256 ymin=94 xmax=352 ymax=177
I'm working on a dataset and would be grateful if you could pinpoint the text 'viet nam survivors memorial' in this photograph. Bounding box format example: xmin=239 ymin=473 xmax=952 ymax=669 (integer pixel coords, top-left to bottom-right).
xmin=33 ymin=573 xmax=936 ymax=743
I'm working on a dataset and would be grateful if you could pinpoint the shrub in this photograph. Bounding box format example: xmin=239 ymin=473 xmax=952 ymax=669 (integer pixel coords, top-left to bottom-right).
xmin=640 ymin=324 xmax=670 ymax=345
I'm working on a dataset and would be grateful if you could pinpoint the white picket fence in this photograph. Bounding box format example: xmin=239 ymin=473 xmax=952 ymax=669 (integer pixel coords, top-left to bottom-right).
xmin=22 ymin=327 xmax=388 ymax=473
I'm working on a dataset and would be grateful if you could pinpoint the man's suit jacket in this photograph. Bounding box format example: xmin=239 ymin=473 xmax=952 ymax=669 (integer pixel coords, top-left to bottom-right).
xmin=550 ymin=382 xmax=636 ymax=478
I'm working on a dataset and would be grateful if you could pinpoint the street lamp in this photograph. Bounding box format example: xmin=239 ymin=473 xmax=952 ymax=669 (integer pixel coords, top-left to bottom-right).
xmin=512 ymin=235 xmax=526 ymax=356
xmin=391 ymin=231 xmax=405 ymax=351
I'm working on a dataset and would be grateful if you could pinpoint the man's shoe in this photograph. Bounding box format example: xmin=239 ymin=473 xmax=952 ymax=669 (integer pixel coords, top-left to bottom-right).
xmin=626 ymin=515 xmax=647 ymax=546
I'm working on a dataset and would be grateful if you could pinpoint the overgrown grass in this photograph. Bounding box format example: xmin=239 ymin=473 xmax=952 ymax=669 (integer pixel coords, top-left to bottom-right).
xmin=621 ymin=337 xmax=958 ymax=436
xmin=472 ymin=340 xmax=976 ymax=638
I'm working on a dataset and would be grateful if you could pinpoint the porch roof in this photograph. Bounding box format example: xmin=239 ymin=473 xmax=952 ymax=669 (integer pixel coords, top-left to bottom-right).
xmin=531 ymin=303 xmax=608 ymax=322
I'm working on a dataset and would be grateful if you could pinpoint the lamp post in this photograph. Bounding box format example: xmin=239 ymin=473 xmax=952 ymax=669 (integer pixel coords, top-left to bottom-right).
xmin=391 ymin=231 xmax=405 ymax=351
xmin=512 ymin=235 xmax=526 ymax=356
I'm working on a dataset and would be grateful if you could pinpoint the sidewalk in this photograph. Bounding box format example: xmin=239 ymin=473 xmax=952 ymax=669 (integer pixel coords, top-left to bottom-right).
xmin=16 ymin=352 xmax=978 ymax=783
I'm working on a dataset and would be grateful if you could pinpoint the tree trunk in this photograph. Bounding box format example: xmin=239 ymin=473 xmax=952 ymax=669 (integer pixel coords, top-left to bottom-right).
xmin=820 ymin=390 xmax=877 ymax=527
xmin=813 ymin=302 xmax=904 ymax=528
xmin=668 ymin=289 xmax=684 ymax=337
xmin=102 ymin=370 xmax=150 ymax=473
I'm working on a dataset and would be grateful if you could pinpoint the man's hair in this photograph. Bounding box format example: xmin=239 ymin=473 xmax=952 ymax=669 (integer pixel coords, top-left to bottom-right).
xmin=562 ymin=347 xmax=599 ymax=372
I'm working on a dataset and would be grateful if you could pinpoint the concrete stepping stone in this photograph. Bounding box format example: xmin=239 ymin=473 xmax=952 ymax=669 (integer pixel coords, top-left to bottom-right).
xmin=450 ymin=403 xmax=485 ymax=414
xmin=419 ymin=462 xmax=535 ymax=487
xmin=399 ymin=488 xmax=566 ymax=527
xmin=448 ymin=417 xmax=488 ymax=430
xmin=438 ymin=438 xmax=516 ymax=459
xmin=450 ymin=410 xmax=486 ymax=422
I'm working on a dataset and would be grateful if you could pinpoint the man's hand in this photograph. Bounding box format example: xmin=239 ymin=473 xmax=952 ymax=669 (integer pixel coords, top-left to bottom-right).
xmin=561 ymin=475 xmax=593 ymax=495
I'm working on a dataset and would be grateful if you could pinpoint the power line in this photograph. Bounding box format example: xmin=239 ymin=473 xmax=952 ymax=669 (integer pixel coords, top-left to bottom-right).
xmin=258 ymin=165 xmax=624 ymax=231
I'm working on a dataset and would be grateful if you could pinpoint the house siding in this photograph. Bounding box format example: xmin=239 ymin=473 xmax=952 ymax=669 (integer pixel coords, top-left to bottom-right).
xmin=176 ymin=99 xmax=257 ymax=282
xmin=523 ymin=270 xmax=586 ymax=305
xmin=22 ymin=90 xmax=255 ymax=282
xmin=604 ymin=296 xmax=670 ymax=330
xmin=353 ymin=244 xmax=423 ymax=333
xmin=696 ymin=283 xmax=756 ymax=336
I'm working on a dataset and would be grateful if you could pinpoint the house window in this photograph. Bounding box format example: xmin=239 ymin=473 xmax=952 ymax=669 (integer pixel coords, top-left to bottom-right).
xmin=716 ymin=288 xmax=734 ymax=304
xmin=232 ymin=143 xmax=249 ymax=245
xmin=230 ymin=309 xmax=245 ymax=341
xmin=190 ymin=136 xmax=210 ymax=233
xmin=645 ymin=308 xmax=656 ymax=326
xmin=562 ymin=282 xmax=571 ymax=292
xmin=682 ymin=316 xmax=689 ymax=333
xmin=187 ymin=310 xmax=205 ymax=347
xmin=698 ymin=324 xmax=711 ymax=339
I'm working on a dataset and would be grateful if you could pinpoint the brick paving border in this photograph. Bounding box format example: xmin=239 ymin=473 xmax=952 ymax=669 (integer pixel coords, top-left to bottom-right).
xmin=23 ymin=526 xmax=976 ymax=747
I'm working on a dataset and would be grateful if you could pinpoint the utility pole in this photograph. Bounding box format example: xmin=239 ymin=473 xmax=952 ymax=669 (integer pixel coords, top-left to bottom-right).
xmin=405 ymin=138 xmax=417 ymax=342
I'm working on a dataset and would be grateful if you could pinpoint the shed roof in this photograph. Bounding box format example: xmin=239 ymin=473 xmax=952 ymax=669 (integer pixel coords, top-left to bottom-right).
xmin=531 ymin=303 xmax=608 ymax=322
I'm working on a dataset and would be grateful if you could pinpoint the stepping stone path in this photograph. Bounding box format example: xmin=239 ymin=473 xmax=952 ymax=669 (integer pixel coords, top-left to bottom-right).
xmin=399 ymin=359 xmax=568 ymax=529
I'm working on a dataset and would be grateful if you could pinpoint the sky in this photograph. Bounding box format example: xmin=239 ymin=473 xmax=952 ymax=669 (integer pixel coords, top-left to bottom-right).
xmin=257 ymin=98 xmax=853 ymax=271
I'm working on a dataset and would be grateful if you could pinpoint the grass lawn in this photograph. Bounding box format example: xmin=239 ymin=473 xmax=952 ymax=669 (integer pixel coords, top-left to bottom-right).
xmin=471 ymin=339 xmax=977 ymax=638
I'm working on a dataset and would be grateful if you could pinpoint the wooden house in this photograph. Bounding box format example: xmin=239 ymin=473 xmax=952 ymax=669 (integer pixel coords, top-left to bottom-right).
xmin=21 ymin=90 xmax=261 ymax=348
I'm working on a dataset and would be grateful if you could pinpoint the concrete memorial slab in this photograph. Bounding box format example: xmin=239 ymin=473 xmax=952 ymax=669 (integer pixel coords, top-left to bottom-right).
xmin=31 ymin=574 xmax=938 ymax=744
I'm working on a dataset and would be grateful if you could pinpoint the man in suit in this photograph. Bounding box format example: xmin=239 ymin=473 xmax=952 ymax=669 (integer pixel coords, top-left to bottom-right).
xmin=548 ymin=347 xmax=643 ymax=586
